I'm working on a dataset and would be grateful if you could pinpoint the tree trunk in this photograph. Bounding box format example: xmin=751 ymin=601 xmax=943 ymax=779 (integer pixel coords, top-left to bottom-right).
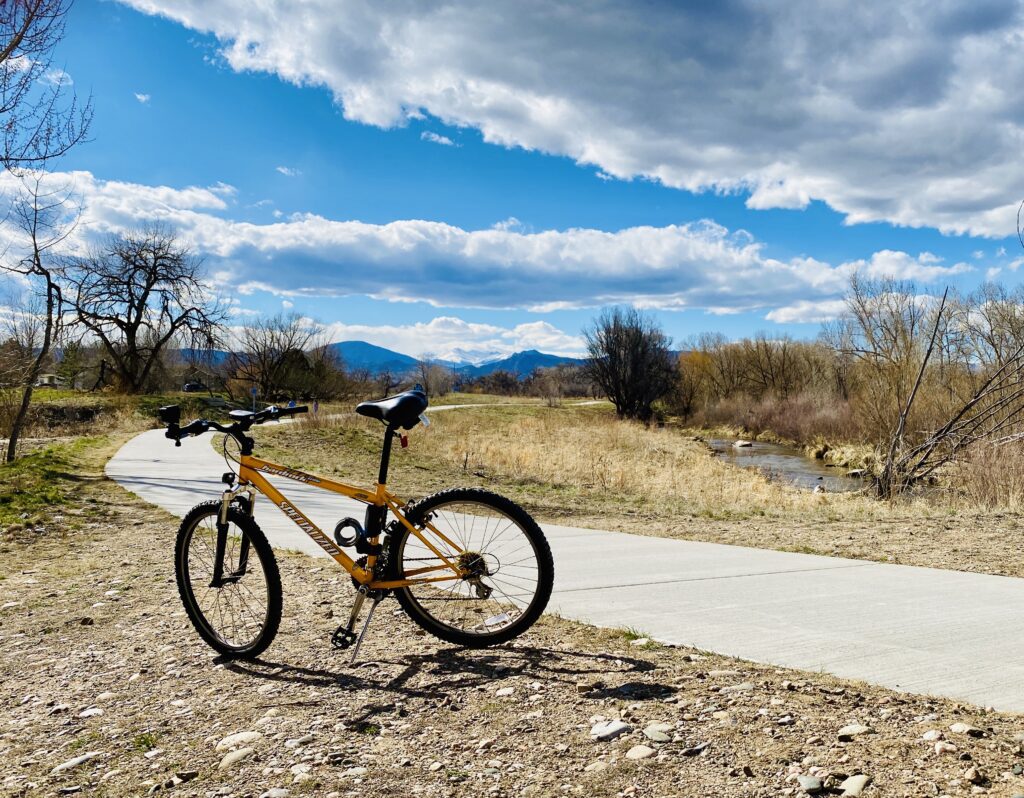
xmin=6 ymin=382 xmax=35 ymax=462
xmin=6 ymin=286 xmax=54 ymax=463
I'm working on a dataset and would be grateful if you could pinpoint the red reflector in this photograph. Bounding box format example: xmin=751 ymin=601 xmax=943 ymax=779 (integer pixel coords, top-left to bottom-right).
xmin=400 ymin=433 xmax=409 ymax=448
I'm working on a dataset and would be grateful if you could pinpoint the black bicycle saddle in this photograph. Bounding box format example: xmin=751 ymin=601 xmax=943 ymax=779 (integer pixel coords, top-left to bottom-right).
xmin=355 ymin=386 xmax=429 ymax=429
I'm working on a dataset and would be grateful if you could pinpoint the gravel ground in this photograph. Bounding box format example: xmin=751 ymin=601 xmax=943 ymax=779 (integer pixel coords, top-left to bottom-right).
xmin=5 ymin=477 xmax=1024 ymax=797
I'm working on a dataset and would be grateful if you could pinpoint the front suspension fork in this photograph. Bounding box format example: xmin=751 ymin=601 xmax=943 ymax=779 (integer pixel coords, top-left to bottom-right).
xmin=210 ymin=486 xmax=255 ymax=588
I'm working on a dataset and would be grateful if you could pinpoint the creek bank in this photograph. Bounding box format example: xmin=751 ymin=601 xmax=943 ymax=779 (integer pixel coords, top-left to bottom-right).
xmin=684 ymin=425 xmax=875 ymax=474
xmin=700 ymin=436 xmax=872 ymax=492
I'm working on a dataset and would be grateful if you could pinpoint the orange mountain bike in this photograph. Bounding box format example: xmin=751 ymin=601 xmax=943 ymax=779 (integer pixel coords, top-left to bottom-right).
xmin=158 ymin=387 xmax=554 ymax=661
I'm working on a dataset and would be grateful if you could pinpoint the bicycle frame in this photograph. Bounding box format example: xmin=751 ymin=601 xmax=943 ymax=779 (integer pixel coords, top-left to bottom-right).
xmin=233 ymin=454 xmax=468 ymax=590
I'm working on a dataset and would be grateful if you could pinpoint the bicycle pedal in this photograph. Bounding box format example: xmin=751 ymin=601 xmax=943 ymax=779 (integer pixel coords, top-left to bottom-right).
xmin=331 ymin=626 xmax=357 ymax=650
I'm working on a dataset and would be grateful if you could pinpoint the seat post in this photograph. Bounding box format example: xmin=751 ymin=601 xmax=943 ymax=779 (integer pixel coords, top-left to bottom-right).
xmin=378 ymin=424 xmax=396 ymax=485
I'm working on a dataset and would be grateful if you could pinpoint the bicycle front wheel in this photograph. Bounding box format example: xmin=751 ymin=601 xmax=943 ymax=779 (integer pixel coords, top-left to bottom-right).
xmin=389 ymin=488 xmax=554 ymax=647
xmin=175 ymin=501 xmax=282 ymax=659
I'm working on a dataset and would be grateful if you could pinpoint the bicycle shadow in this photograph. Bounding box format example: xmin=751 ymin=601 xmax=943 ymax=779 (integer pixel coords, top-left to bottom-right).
xmin=222 ymin=642 xmax=663 ymax=707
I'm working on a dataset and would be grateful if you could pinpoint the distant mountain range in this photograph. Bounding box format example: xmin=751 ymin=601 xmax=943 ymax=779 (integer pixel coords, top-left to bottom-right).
xmin=330 ymin=341 xmax=586 ymax=379
xmin=175 ymin=340 xmax=586 ymax=380
xmin=458 ymin=349 xmax=587 ymax=378
xmin=329 ymin=340 xmax=421 ymax=375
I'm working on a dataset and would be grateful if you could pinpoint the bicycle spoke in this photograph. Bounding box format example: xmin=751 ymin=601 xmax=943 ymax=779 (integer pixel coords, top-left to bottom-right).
xmin=185 ymin=517 xmax=270 ymax=651
xmin=399 ymin=500 xmax=543 ymax=636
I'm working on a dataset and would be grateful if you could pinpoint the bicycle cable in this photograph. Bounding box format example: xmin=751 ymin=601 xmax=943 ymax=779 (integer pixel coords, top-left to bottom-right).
xmin=221 ymin=432 xmax=242 ymax=479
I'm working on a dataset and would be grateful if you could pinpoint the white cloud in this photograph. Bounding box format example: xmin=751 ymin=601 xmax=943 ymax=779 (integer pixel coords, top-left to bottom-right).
xmin=134 ymin=92 xmax=151 ymax=104
xmin=117 ymin=0 xmax=1024 ymax=237
xmin=275 ymin=165 xmax=301 ymax=177
xmin=281 ymin=299 xmax=294 ymax=308
xmin=0 ymin=170 xmax=977 ymax=320
xmin=40 ymin=67 xmax=72 ymax=87
xmin=765 ymin=299 xmax=849 ymax=324
xmin=420 ymin=131 xmax=456 ymax=147
xmin=491 ymin=217 xmax=522 ymax=232
xmin=839 ymin=250 xmax=973 ymax=283
xmin=320 ymin=317 xmax=585 ymax=361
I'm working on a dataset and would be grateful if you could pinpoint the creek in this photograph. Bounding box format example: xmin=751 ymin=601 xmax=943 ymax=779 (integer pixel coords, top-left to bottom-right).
xmin=707 ymin=438 xmax=869 ymax=492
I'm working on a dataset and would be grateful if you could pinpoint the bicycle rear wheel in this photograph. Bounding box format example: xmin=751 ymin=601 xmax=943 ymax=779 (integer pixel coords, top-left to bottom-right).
xmin=389 ymin=488 xmax=554 ymax=647
xmin=175 ymin=501 xmax=282 ymax=659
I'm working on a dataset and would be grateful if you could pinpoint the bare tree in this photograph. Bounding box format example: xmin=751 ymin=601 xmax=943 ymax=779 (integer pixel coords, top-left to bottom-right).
xmin=524 ymin=363 xmax=593 ymax=406
xmin=876 ymin=293 xmax=1024 ymax=496
xmin=374 ymin=367 xmax=401 ymax=398
xmin=824 ymin=274 xmax=939 ymax=445
xmin=584 ymin=307 xmax=675 ymax=422
xmin=416 ymin=355 xmax=454 ymax=397
xmin=225 ymin=313 xmax=316 ymax=401
xmin=825 ymin=275 xmax=1024 ymax=496
xmin=64 ymin=227 xmax=226 ymax=393
xmin=740 ymin=333 xmax=806 ymax=398
xmin=697 ymin=332 xmax=747 ymax=399
xmin=0 ymin=173 xmax=75 ymax=461
xmin=475 ymin=369 xmax=519 ymax=396
xmin=225 ymin=313 xmax=348 ymax=401
xmin=669 ymin=350 xmax=708 ymax=419
xmin=0 ymin=295 xmax=43 ymax=440
xmin=306 ymin=341 xmax=350 ymax=400
xmin=1 ymin=0 xmax=92 ymax=169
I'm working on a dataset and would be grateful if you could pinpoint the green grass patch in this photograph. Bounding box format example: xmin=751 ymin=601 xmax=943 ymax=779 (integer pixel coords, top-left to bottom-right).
xmin=68 ymin=731 xmax=103 ymax=752
xmin=0 ymin=436 xmax=106 ymax=527
xmin=620 ymin=627 xmax=650 ymax=641
xmin=0 ymin=445 xmax=75 ymax=525
xmin=132 ymin=732 xmax=159 ymax=752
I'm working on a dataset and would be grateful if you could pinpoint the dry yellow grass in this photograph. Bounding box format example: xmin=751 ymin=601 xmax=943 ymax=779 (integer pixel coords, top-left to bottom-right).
xmin=433 ymin=408 xmax=842 ymax=519
xmin=266 ymin=402 xmax=908 ymax=524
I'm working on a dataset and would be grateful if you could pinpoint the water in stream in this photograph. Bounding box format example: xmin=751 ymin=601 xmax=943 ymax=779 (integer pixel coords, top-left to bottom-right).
xmin=707 ymin=438 xmax=869 ymax=493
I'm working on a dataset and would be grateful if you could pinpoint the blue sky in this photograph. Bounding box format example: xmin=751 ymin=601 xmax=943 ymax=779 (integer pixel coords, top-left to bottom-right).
xmin=27 ymin=0 xmax=1024 ymax=360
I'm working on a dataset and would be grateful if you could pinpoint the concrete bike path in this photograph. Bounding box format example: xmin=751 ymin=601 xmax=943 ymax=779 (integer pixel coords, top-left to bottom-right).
xmin=107 ymin=427 xmax=1024 ymax=712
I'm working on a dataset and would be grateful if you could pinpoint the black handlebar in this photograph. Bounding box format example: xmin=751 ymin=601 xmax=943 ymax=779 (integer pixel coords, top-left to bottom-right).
xmin=159 ymin=403 xmax=308 ymax=447
xmin=258 ymin=404 xmax=309 ymax=423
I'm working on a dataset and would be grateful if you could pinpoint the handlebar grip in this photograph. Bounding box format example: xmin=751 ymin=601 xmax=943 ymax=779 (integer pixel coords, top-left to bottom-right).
xmin=279 ymin=405 xmax=309 ymax=417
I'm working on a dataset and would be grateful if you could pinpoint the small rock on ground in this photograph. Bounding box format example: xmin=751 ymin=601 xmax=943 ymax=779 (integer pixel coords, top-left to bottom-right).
xmin=218 ymin=748 xmax=254 ymax=770
xmin=840 ymin=774 xmax=871 ymax=797
xmin=216 ymin=731 xmax=262 ymax=751
xmin=625 ymin=745 xmax=656 ymax=760
xmin=590 ymin=720 xmax=631 ymax=741
xmin=837 ymin=724 xmax=874 ymax=741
